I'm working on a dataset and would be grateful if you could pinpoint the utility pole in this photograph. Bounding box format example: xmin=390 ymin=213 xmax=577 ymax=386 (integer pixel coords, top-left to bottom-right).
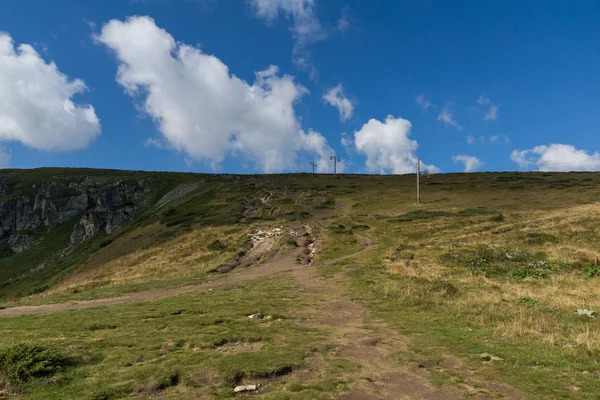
xmin=309 ymin=161 xmax=317 ymax=174
xmin=416 ymin=156 xmax=421 ymax=204
xmin=330 ymin=156 xmax=340 ymax=176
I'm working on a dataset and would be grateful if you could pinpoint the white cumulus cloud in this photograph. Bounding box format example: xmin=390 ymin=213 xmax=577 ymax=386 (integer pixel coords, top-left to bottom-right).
xmin=249 ymin=0 xmax=325 ymax=69
xmin=437 ymin=106 xmax=462 ymax=129
xmin=323 ymin=84 xmax=354 ymax=122
xmin=353 ymin=115 xmax=438 ymax=174
xmin=511 ymin=144 xmax=600 ymax=171
xmin=453 ymin=155 xmax=483 ymax=172
xmin=97 ymin=16 xmax=333 ymax=173
xmin=0 ymin=33 xmax=100 ymax=150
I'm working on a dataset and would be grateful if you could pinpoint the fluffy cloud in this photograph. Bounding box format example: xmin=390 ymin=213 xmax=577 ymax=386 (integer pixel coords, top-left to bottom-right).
xmin=249 ymin=0 xmax=325 ymax=69
xmin=97 ymin=16 xmax=333 ymax=172
xmin=437 ymin=106 xmax=462 ymax=129
xmin=353 ymin=115 xmax=438 ymax=174
xmin=0 ymin=33 xmax=100 ymax=150
xmin=511 ymin=144 xmax=600 ymax=171
xmin=415 ymin=94 xmax=432 ymax=111
xmin=453 ymin=155 xmax=483 ymax=172
xmin=323 ymin=84 xmax=354 ymax=121
xmin=467 ymin=135 xmax=475 ymax=144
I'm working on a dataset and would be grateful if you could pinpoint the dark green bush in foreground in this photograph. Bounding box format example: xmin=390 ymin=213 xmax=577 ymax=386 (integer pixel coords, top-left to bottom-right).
xmin=0 ymin=343 xmax=67 ymax=385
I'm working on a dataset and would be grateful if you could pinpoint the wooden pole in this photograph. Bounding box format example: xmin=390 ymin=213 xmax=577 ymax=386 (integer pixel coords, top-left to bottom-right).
xmin=417 ymin=156 xmax=421 ymax=204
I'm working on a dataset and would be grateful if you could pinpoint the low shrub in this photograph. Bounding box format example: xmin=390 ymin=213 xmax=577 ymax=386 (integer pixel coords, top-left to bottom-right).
xmin=511 ymin=261 xmax=554 ymax=279
xmin=0 ymin=343 xmax=67 ymax=385
xmin=584 ymin=260 xmax=600 ymax=278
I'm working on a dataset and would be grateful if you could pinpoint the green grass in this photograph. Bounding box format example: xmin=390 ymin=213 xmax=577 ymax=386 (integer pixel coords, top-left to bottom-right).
xmin=328 ymin=259 xmax=600 ymax=398
xmin=0 ymin=276 xmax=343 ymax=399
xmin=6 ymin=169 xmax=600 ymax=398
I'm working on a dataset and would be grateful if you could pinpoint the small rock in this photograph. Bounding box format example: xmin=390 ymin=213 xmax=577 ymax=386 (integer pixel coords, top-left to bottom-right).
xmin=248 ymin=313 xmax=264 ymax=319
xmin=214 ymin=319 xmax=224 ymax=325
xmin=265 ymin=315 xmax=273 ymax=320
xmin=575 ymin=309 xmax=596 ymax=318
xmin=234 ymin=384 xmax=259 ymax=393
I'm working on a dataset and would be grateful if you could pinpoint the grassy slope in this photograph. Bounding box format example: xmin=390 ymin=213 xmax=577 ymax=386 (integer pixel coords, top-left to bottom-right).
xmin=2 ymin=170 xmax=600 ymax=398
xmin=316 ymin=171 xmax=600 ymax=398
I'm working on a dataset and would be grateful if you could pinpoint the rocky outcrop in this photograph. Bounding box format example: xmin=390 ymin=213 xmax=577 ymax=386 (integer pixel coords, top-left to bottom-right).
xmin=0 ymin=177 xmax=151 ymax=252
xmin=8 ymin=233 xmax=33 ymax=253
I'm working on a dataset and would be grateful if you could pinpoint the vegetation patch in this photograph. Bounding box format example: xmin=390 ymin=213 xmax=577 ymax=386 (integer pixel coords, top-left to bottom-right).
xmin=207 ymin=239 xmax=227 ymax=251
xmin=441 ymin=245 xmax=550 ymax=277
xmin=511 ymin=261 xmax=555 ymax=279
xmin=490 ymin=213 xmax=505 ymax=222
xmin=392 ymin=209 xmax=495 ymax=223
xmin=391 ymin=210 xmax=453 ymax=222
xmin=87 ymin=323 xmax=117 ymax=331
xmin=584 ymin=260 xmax=600 ymax=278
xmin=314 ymin=199 xmax=335 ymax=209
xmin=0 ymin=343 xmax=68 ymax=386
xmin=524 ymin=232 xmax=558 ymax=245
xmin=513 ymin=297 xmax=540 ymax=307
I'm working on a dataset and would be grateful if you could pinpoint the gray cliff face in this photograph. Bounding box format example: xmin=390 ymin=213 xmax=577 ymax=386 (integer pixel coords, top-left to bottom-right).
xmin=0 ymin=177 xmax=150 ymax=253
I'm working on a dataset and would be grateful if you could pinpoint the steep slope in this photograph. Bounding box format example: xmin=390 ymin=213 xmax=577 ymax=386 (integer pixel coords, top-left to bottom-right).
xmin=0 ymin=169 xmax=329 ymax=301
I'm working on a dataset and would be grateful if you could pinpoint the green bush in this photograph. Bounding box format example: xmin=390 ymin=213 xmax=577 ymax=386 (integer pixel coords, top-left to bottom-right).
xmin=584 ymin=260 xmax=600 ymax=278
xmin=0 ymin=343 xmax=67 ymax=385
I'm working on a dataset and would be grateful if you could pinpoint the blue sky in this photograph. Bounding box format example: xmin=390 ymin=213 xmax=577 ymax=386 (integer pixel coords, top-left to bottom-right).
xmin=1 ymin=0 xmax=600 ymax=174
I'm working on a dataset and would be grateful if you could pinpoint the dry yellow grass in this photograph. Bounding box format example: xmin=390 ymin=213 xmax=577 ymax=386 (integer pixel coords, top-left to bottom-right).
xmin=369 ymin=195 xmax=600 ymax=354
xmin=47 ymin=225 xmax=247 ymax=294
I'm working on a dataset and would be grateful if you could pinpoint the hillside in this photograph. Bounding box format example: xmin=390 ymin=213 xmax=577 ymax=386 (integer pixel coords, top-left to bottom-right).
xmin=1 ymin=169 xmax=600 ymax=399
